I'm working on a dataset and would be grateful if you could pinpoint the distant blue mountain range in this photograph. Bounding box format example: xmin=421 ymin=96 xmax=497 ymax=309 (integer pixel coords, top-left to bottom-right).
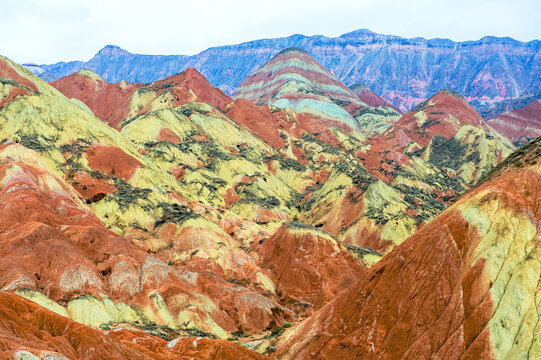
xmin=23 ymin=29 xmax=540 ymax=113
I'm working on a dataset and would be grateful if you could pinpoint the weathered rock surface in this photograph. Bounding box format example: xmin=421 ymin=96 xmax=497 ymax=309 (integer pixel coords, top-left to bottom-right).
xmin=256 ymin=222 xmax=365 ymax=314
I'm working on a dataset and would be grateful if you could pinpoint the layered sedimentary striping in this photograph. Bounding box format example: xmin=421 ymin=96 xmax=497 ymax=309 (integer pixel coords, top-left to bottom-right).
xmin=234 ymin=48 xmax=367 ymax=130
xmin=487 ymin=99 xmax=541 ymax=146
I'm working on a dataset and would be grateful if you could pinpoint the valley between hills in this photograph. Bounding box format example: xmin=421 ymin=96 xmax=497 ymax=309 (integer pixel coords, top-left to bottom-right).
xmin=0 ymin=39 xmax=540 ymax=359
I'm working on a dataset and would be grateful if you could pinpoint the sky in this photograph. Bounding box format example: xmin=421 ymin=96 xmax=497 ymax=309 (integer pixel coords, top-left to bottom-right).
xmin=1 ymin=0 xmax=540 ymax=64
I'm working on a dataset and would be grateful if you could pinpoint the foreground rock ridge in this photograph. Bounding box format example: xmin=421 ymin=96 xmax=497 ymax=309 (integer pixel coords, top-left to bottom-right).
xmin=24 ymin=29 xmax=540 ymax=114
xmin=0 ymin=46 xmax=538 ymax=359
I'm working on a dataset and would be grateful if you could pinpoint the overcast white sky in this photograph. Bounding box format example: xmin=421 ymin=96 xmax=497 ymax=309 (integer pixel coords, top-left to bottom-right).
xmin=2 ymin=0 xmax=540 ymax=64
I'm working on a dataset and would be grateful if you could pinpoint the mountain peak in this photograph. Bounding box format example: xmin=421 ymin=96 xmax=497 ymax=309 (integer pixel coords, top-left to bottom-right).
xmin=387 ymin=88 xmax=501 ymax=148
xmin=410 ymin=89 xmax=466 ymax=113
xmin=234 ymin=47 xmax=364 ymax=130
xmin=339 ymin=28 xmax=377 ymax=38
xmin=349 ymin=83 xmax=401 ymax=112
xmin=96 ymin=45 xmax=131 ymax=57
xmin=436 ymin=88 xmax=465 ymax=99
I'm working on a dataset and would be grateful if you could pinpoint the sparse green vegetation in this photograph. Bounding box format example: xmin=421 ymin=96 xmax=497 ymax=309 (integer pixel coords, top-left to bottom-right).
xmin=109 ymin=179 xmax=152 ymax=209
xmin=153 ymin=202 xmax=199 ymax=228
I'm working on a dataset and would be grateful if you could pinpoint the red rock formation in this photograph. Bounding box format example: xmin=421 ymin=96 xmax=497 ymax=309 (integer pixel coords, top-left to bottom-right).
xmin=156 ymin=127 xmax=182 ymax=144
xmin=360 ymin=89 xmax=513 ymax=183
xmin=0 ymin=291 xmax=267 ymax=359
xmin=151 ymin=67 xmax=232 ymax=111
xmin=225 ymin=98 xmax=341 ymax=152
xmin=70 ymin=171 xmax=117 ymax=203
xmin=385 ymin=89 xmax=489 ymax=148
xmin=0 ymin=58 xmax=41 ymax=108
xmin=257 ymin=222 xmax=365 ymax=314
xmin=50 ymin=67 xmax=232 ymax=127
xmin=277 ymin=137 xmax=541 ymax=359
xmin=0 ymin=58 xmax=39 ymax=93
xmin=225 ymin=99 xmax=300 ymax=149
xmin=350 ymin=83 xmax=402 ymax=113
xmin=50 ymin=70 xmax=142 ymax=127
xmin=85 ymin=145 xmax=142 ymax=180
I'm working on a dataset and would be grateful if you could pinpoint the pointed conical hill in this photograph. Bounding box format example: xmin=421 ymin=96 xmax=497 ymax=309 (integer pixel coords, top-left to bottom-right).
xmin=361 ymin=89 xmax=515 ymax=186
xmin=132 ymin=67 xmax=232 ymax=117
xmin=387 ymin=89 xmax=508 ymax=147
xmin=350 ymin=83 xmax=401 ymax=111
xmin=277 ymin=135 xmax=541 ymax=359
xmin=234 ymin=48 xmax=366 ymax=130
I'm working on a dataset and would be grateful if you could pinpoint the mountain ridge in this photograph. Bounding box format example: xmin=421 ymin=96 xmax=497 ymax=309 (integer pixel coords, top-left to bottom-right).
xmin=24 ymin=29 xmax=540 ymax=113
